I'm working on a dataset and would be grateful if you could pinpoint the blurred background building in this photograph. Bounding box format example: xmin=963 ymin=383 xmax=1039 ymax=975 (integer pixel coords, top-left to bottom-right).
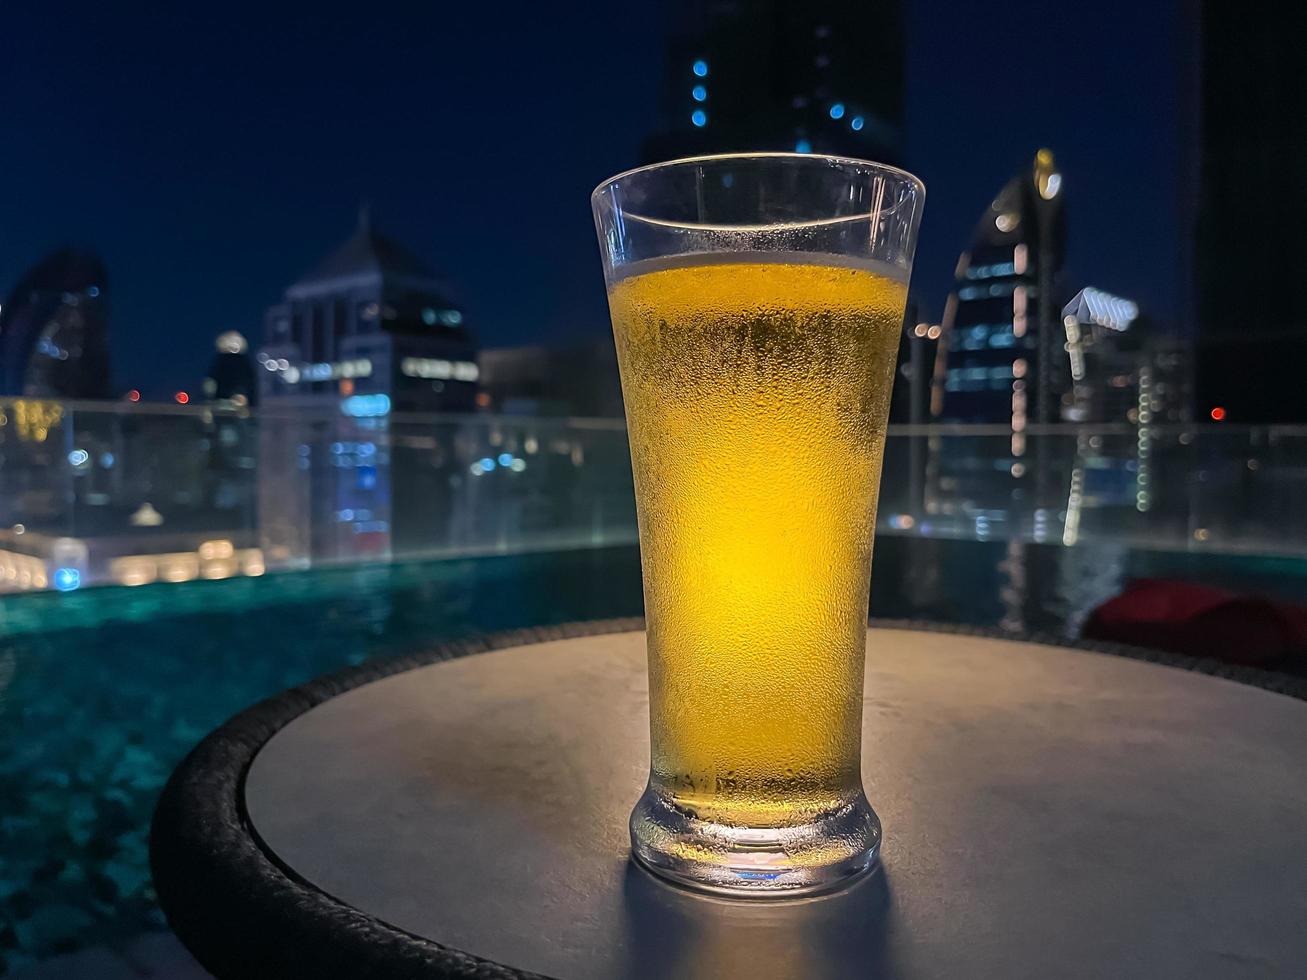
xmin=643 ymin=0 xmax=904 ymax=163
xmin=1189 ymin=0 xmax=1307 ymax=422
xmin=477 ymin=341 xmax=623 ymax=418
xmin=256 ymin=214 xmax=480 ymax=565
xmin=0 ymin=248 xmax=112 ymax=400
xmin=258 ymin=211 xmax=477 ymax=414
xmin=204 ymin=331 xmax=257 ymax=408
xmin=930 ymin=149 xmax=1066 ymax=426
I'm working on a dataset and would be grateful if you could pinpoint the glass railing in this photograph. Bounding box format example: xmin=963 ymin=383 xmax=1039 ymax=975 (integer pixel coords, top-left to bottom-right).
xmin=1 ymin=398 xmax=1305 ymax=594
xmin=878 ymin=422 xmax=1307 ymax=557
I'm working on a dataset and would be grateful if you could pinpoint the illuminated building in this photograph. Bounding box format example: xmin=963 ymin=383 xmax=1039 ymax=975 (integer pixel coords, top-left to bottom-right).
xmin=257 ymin=213 xmax=478 ymax=563
xmin=1058 ymin=287 xmax=1154 ymax=524
xmin=642 ymin=0 xmax=904 ymax=163
xmin=0 ymin=272 xmax=264 ymax=592
xmin=921 ymin=151 xmax=1066 ymax=534
xmin=259 ymin=211 xmax=476 ymax=413
xmin=1059 ymin=287 xmax=1141 ymax=424
xmin=1058 ymin=291 xmax=1189 ymax=513
xmin=204 ymin=331 xmax=257 ymax=407
xmin=0 ymin=248 xmax=111 ymax=399
xmin=932 ymin=149 xmax=1066 ymax=426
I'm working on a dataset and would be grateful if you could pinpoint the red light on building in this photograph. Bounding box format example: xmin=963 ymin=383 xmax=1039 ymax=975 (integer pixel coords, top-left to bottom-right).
xmin=174 ymin=391 xmax=190 ymax=405
xmin=127 ymin=389 xmax=141 ymax=402
xmin=1210 ymin=406 xmax=1226 ymax=422
xmin=475 ymin=391 xmax=492 ymax=409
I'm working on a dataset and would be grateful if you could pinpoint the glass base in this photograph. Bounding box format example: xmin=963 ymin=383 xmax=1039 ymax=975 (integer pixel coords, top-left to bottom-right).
xmin=628 ymin=786 xmax=881 ymax=897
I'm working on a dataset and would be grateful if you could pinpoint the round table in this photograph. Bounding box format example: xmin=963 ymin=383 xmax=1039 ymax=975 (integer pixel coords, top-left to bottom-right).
xmin=151 ymin=620 xmax=1307 ymax=979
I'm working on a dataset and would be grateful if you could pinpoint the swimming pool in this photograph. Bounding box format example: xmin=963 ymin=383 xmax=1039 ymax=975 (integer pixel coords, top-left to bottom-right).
xmin=1 ymin=539 xmax=1303 ymax=973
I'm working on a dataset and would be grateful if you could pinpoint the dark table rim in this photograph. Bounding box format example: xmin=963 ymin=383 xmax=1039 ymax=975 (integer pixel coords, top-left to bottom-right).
xmin=149 ymin=618 xmax=1307 ymax=980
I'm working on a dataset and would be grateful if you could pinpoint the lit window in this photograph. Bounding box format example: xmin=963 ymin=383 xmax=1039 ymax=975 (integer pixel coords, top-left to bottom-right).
xmin=850 ymin=115 xmax=864 ymax=131
xmin=692 ymin=85 xmax=707 ymax=102
xmin=691 ymin=109 xmax=707 ymax=127
xmin=829 ymin=103 xmax=845 ymax=120
xmin=693 ymin=59 xmax=708 ymax=77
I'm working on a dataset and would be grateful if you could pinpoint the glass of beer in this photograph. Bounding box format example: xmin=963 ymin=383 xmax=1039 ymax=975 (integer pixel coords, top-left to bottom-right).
xmin=592 ymin=153 xmax=924 ymax=895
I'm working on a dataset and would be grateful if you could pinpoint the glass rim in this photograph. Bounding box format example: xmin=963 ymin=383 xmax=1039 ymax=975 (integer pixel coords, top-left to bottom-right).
xmin=590 ymin=151 xmax=926 ymax=216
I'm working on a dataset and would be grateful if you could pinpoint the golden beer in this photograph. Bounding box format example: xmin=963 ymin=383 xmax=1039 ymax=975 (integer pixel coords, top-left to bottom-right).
xmin=594 ymin=152 xmax=923 ymax=894
xmin=607 ymin=254 xmax=906 ymax=829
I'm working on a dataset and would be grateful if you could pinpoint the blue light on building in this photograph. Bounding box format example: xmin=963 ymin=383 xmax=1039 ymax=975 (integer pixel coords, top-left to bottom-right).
xmin=691 ymin=109 xmax=707 ymax=128
xmin=53 ymin=568 xmax=81 ymax=592
xmin=340 ymin=393 xmax=391 ymax=417
xmin=829 ymin=103 xmax=845 ymax=120
xmin=692 ymin=59 xmax=708 ymax=77
xmin=497 ymin=453 xmax=514 ymax=467
xmin=692 ymin=85 xmax=707 ymax=102
xmin=851 ymin=116 xmax=865 ymax=131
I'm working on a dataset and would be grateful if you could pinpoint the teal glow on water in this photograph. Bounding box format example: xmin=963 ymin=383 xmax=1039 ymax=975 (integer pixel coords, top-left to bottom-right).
xmin=0 ymin=548 xmax=642 ymax=973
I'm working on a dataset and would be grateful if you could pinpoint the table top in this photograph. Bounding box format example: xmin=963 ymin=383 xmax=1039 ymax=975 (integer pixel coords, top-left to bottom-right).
xmin=154 ymin=621 xmax=1307 ymax=979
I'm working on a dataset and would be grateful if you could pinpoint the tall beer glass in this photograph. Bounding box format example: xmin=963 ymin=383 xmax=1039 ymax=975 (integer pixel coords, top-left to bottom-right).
xmin=593 ymin=154 xmax=924 ymax=895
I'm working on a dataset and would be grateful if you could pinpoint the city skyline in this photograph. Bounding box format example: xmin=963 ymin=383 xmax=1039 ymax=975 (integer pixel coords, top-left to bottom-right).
xmin=4 ymin=0 xmax=1184 ymax=397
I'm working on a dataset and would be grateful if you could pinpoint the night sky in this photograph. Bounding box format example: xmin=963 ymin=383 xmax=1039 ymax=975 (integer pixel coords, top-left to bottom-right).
xmin=3 ymin=1 xmax=1182 ymax=397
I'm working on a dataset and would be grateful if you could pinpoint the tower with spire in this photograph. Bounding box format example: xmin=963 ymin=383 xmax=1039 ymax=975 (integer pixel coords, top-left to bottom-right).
xmin=259 ymin=211 xmax=476 ymax=411
xmin=257 ymin=215 xmax=479 ymax=564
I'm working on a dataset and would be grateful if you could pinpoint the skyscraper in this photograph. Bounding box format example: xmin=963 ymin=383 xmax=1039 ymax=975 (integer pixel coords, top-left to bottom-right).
xmin=257 ymin=214 xmax=478 ymax=564
xmin=1058 ymin=287 xmax=1142 ymax=424
xmin=0 ymin=248 xmax=111 ymax=399
xmin=258 ymin=211 xmax=477 ymax=414
xmin=642 ymin=0 xmax=904 ymax=164
xmin=922 ymin=151 xmax=1066 ymax=534
xmin=204 ymin=331 xmax=257 ymax=407
xmin=932 ymin=150 xmax=1066 ymax=426
xmin=1189 ymin=0 xmax=1307 ymax=422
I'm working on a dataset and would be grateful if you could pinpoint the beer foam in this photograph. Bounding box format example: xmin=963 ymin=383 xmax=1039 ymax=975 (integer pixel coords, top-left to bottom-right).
xmin=609 ymin=250 xmax=910 ymax=288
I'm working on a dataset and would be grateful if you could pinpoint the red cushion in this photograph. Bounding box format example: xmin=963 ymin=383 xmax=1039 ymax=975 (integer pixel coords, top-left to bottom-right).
xmin=1083 ymin=579 xmax=1307 ymax=668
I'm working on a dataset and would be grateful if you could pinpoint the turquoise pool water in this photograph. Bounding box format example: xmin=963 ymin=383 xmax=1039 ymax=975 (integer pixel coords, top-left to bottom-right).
xmin=1 ymin=539 xmax=1303 ymax=973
